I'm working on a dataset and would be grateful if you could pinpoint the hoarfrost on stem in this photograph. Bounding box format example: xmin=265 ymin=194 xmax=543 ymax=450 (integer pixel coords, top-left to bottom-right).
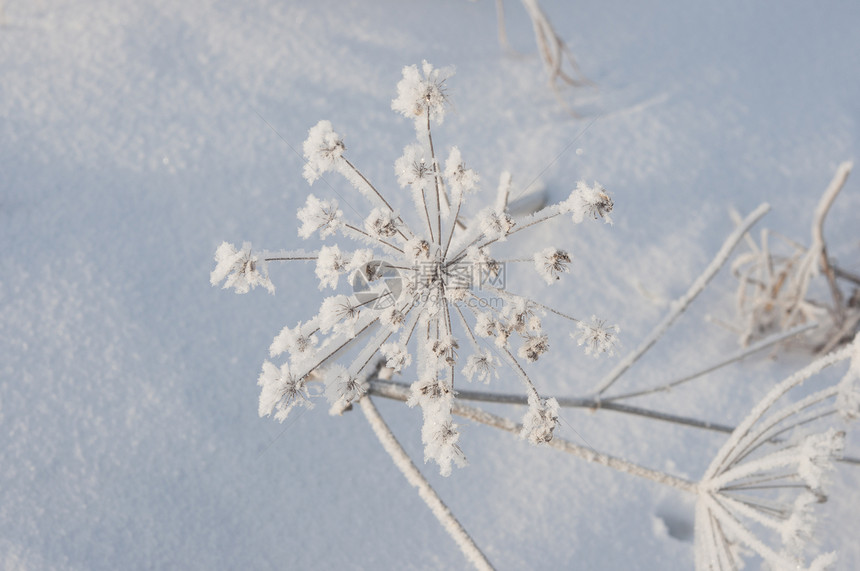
xmin=694 ymin=340 xmax=857 ymax=570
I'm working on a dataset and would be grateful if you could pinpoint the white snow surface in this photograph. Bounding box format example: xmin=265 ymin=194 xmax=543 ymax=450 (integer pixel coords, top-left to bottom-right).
xmin=2 ymin=0 xmax=859 ymax=569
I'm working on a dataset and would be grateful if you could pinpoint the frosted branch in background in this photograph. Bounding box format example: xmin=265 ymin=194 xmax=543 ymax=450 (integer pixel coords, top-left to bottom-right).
xmin=728 ymin=162 xmax=857 ymax=353
xmin=694 ymin=338 xmax=859 ymax=570
xmin=592 ymin=203 xmax=770 ymax=396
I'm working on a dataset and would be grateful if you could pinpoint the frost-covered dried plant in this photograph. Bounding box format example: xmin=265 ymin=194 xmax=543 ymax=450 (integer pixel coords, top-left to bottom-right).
xmin=694 ymin=336 xmax=860 ymax=570
xmin=492 ymin=0 xmax=591 ymax=93
xmin=211 ymin=61 xmax=617 ymax=476
xmin=365 ymin=330 xmax=858 ymax=569
xmin=728 ymin=162 xmax=859 ymax=353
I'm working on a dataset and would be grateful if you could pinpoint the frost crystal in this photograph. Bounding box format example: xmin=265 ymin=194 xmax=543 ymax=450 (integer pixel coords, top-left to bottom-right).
xmin=796 ymin=429 xmax=844 ymax=494
xmin=210 ymin=241 xmax=274 ymax=294
xmin=212 ymin=61 xmax=620 ymax=476
xmin=563 ymin=181 xmax=614 ymax=224
xmin=521 ymin=396 xmax=559 ymax=444
xmin=302 ymin=120 xmax=345 ymax=183
xmin=318 ymin=294 xmax=361 ymax=335
xmin=478 ymin=209 xmax=515 ymax=241
xmin=534 ymin=247 xmax=571 ymax=284
xmin=391 ymin=60 xmax=453 ymax=130
xmin=258 ymin=361 xmax=312 ymax=421
xmin=269 ymin=322 xmax=318 ymax=360
xmin=314 ymin=245 xmax=372 ymax=290
xmin=325 ymin=365 xmax=368 ymax=415
xmin=297 ymin=194 xmax=342 ymax=239
xmin=381 ymin=342 xmax=412 ymax=372
xmin=519 ymin=334 xmax=549 ymax=362
xmin=444 ymin=146 xmax=478 ymax=201
xmin=462 ymin=349 xmax=499 ymax=384
xmin=365 ymin=207 xmax=399 ymax=239
xmin=575 ymin=316 xmax=620 ymax=357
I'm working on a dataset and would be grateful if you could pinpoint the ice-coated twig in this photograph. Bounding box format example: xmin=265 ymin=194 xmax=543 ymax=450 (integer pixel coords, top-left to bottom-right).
xmin=810 ymin=161 xmax=851 ymax=322
xmin=592 ymin=203 xmax=771 ymax=396
xmin=369 ymin=376 xmax=860 ymax=466
xmin=374 ymin=381 xmax=697 ymax=493
xmin=706 ymin=343 xmax=853 ymax=477
xmin=425 ymin=109 xmax=444 ymax=247
xmin=603 ymin=321 xmax=819 ymax=403
xmin=727 ymin=162 xmax=856 ymax=352
xmin=693 ymin=340 xmax=856 ymax=569
xmin=359 ymin=395 xmax=494 ymax=571
xmin=519 ymin=0 xmax=591 ymax=88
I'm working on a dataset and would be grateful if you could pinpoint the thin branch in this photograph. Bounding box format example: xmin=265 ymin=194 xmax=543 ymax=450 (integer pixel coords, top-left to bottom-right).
xmin=592 ymin=203 xmax=771 ymax=396
xmin=834 ymin=264 xmax=860 ymax=286
xmin=341 ymin=156 xmax=413 ymax=242
xmin=706 ymin=343 xmax=853 ymax=479
xmin=370 ymin=378 xmax=733 ymax=431
xmin=443 ymin=191 xmax=465 ymax=259
xmin=493 ymin=0 xmax=515 ymax=54
xmin=464 ymin=397 xmax=696 ymax=492
xmin=367 ymin=378 xmax=860 ymax=466
xmin=426 ymin=109 xmax=443 ymax=247
xmin=603 ymin=322 xmax=819 ymax=403
xmin=341 ymin=222 xmax=405 ymax=254
xmin=359 ymin=396 xmax=494 ymax=571
xmin=367 ymin=379 xmax=696 ymax=492
xmin=485 ymin=285 xmax=580 ymax=324
xmin=264 ymin=256 xmax=317 ymax=262
xmin=811 ymin=161 xmax=852 ymax=322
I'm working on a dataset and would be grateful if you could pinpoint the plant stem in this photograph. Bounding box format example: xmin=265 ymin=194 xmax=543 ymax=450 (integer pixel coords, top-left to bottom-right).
xmin=366 ymin=378 xmax=860 ymax=466
xmin=602 ymin=321 xmax=819 ymax=403
xmin=359 ymin=396 xmax=494 ymax=571
xmin=811 ymin=161 xmax=851 ymax=322
xmin=592 ymin=203 xmax=771 ymax=396
xmin=366 ymin=380 xmax=696 ymax=492
xmin=456 ymin=396 xmax=697 ymax=492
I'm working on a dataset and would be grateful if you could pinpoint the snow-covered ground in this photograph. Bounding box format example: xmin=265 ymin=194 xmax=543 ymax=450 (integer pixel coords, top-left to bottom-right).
xmin=2 ymin=1 xmax=858 ymax=568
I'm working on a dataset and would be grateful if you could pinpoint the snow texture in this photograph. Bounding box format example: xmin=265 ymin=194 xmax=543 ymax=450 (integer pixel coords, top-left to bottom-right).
xmin=3 ymin=0 xmax=859 ymax=569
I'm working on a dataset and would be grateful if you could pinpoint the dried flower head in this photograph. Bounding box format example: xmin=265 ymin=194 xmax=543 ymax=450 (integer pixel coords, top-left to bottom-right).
xmin=212 ymin=61 xmax=619 ymax=475
xmin=297 ymin=194 xmax=343 ymax=239
xmin=302 ymin=120 xmax=346 ymax=182
xmin=521 ymin=395 xmax=560 ymax=444
xmin=534 ymin=247 xmax=571 ymax=284
xmin=391 ymin=60 xmax=453 ymax=129
xmin=575 ymin=316 xmax=620 ymax=357
xmin=211 ymin=241 xmax=274 ymax=294
xmin=563 ymin=180 xmax=614 ymax=224
xmin=694 ymin=340 xmax=858 ymax=569
xmin=258 ymin=361 xmax=313 ymax=421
